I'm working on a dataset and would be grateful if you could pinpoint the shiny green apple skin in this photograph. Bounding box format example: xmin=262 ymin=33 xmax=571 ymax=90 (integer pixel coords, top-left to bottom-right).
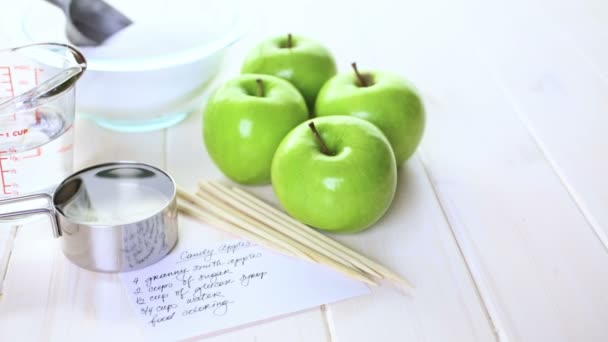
xmin=241 ymin=35 xmax=337 ymax=112
xmin=271 ymin=116 xmax=397 ymax=233
xmin=315 ymin=71 xmax=425 ymax=165
xmin=203 ymin=74 xmax=308 ymax=185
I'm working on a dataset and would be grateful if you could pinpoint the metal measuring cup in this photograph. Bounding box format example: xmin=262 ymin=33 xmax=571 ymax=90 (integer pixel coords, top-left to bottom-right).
xmin=0 ymin=162 xmax=178 ymax=272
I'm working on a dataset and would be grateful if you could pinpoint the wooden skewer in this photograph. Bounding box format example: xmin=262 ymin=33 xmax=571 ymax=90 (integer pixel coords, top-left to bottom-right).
xmin=177 ymin=201 xmax=294 ymax=258
xmin=193 ymin=192 xmax=313 ymax=262
xmin=178 ymin=187 xmax=377 ymax=286
xmin=199 ymin=181 xmax=383 ymax=279
xmin=193 ymin=191 xmax=378 ymax=286
xmin=178 ymin=188 xmax=311 ymax=262
xmin=226 ymin=183 xmax=413 ymax=289
xmin=177 ymin=191 xmax=295 ymax=257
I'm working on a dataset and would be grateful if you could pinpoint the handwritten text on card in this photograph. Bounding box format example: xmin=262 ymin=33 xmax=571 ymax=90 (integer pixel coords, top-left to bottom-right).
xmin=122 ymin=238 xmax=369 ymax=341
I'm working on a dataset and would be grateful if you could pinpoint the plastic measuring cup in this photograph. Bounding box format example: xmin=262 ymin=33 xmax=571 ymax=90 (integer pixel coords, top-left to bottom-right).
xmin=0 ymin=43 xmax=86 ymax=199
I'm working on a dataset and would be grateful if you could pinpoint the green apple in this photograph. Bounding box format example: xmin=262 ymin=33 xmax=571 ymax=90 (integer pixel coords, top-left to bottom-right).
xmin=203 ymin=74 xmax=308 ymax=184
xmin=242 ymin=34 xmax=337 ymax=112
xmin=315 ymin=63 xmax=425 ymax=165
xmin=271 ymin=116 xmax=397 ymax=233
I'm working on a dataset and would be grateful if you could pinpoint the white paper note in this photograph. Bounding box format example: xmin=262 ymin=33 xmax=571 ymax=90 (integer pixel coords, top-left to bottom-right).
xmin=121 ymin=234 xmax=369 ymax=341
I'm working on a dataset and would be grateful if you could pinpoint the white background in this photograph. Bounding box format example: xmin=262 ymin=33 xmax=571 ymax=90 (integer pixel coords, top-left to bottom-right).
xmin=1 ymin=0 xmax=608 ymax=341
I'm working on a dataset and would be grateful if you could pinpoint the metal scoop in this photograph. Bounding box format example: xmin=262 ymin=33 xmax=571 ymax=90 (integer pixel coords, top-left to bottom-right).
xmin=45 ymin=0 xmax=133 ymax=46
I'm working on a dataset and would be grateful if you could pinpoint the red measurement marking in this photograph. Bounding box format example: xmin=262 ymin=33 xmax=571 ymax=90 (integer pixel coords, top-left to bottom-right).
xmin=34 ymin=68 xmax=41 ymax=85
xmin=0 ymin=129 xmax=29 ymax=137
xmin=0 ymin=67 xmax=17 ymax=121
xmin=0 ymin=147 xmax=16 ymax=155
xmin=23 ymin=147 xmax=41 ymax=159
xmin=35 ymin=109 xmax=42 ymax=124
xmin=0 ymin=156 xmax=10 ymax=195
xmin=32 ymin=69 xmax=42 ymax=124
xmin=1 ymin=67 xmax=14 ymax=97
xmin=14 ymin=65 xmax=30 ymax=70
xmin=6 ymin=68 xmax=15 ymax=97
xmin=58 ymin=144 xmax=73 ymax=153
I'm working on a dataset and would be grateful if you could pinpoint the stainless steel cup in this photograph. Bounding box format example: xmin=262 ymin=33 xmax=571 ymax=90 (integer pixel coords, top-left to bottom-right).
xmin=0 ymin=162 xmax=178 ymax=272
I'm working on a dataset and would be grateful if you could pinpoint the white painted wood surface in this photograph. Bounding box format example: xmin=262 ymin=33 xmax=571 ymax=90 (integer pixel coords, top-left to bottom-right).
xmin=1 ymin=0 xmax=608 ymax=341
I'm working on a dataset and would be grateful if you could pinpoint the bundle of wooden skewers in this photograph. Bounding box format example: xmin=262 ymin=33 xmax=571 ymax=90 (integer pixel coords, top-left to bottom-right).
xmin=176 ymin=181 xmax=412 ymax=291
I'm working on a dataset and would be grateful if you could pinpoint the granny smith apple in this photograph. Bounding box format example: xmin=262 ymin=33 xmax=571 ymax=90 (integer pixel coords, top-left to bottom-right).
xmin=315 ymin=63 xmax=425 ymax=165
xmin=242 ymin=34 xmax=337 ymax=112
xmin=204 ymin=74 xmax=308 ymax=184
xmin=271 ymin=116 xmax=397 ymax=233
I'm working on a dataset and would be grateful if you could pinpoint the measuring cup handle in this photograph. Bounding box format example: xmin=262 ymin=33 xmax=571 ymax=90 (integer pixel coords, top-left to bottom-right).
xmin=0 ymin=194 xmax=61 ymax=238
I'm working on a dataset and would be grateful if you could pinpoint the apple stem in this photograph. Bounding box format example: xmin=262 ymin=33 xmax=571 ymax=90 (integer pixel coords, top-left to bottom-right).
xmin=351 ymin=62 xmax=369 ymax=87
xmin=308 ymin=121 xmax=333 ymax=156
xmin=256 ymin=78 xmax=265 ymax=97
xmin=287 ymin=33 xmax=293 ymax=48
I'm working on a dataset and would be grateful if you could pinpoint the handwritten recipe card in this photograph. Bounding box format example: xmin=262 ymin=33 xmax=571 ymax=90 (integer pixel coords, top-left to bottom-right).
xmin=121 ymin=233 xmax=369 ymax=341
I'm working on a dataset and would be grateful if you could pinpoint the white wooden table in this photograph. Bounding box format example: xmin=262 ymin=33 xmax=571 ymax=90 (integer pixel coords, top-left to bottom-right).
xmin=1 ymin=0 xmax=608 ymax=341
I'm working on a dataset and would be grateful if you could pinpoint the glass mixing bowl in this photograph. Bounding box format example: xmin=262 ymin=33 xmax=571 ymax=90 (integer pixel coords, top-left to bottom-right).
xmin=5 ymin=0 xmax=249 ymax=132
